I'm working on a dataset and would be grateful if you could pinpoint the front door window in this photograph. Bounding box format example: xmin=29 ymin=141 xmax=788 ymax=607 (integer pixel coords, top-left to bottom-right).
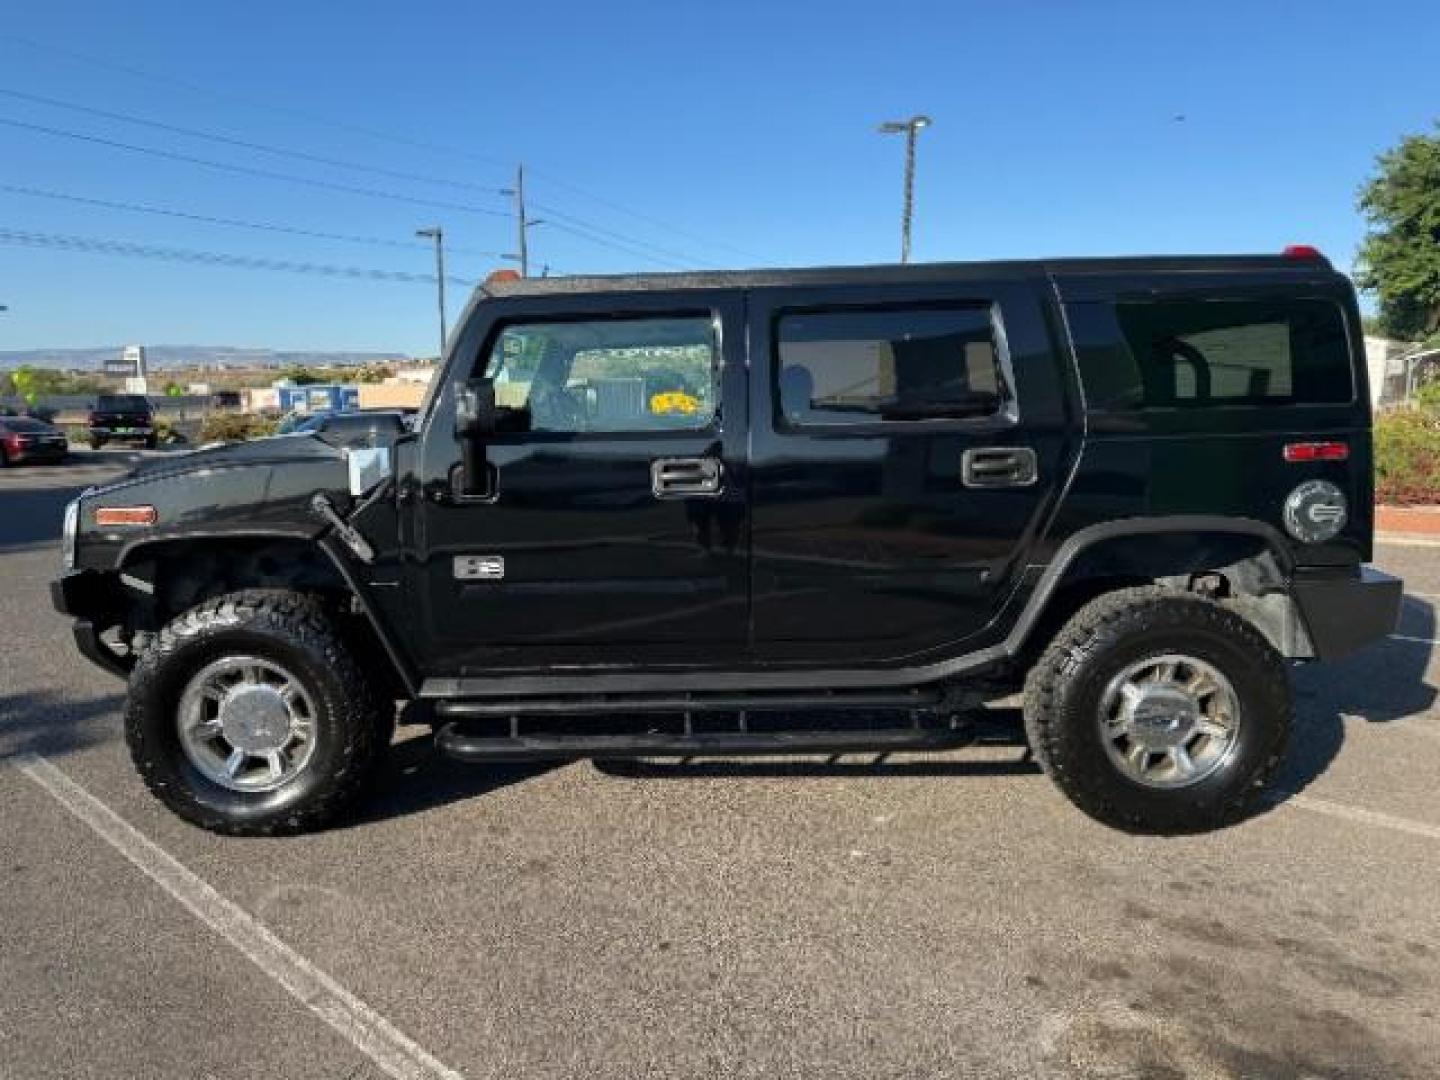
xmin=485 ymin=316 xmax=719 ymax=434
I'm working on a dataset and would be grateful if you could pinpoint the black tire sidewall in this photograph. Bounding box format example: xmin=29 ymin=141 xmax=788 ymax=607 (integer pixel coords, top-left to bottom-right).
xmin=1031 ymin=593 xmax=1291 ymax=832
xmin=128 ymin=600 xmax=375 ymax=832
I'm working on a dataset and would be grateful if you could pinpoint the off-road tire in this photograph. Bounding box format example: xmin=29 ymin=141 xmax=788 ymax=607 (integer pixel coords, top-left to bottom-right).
xmin=125 ymin=589 xmax=392 ymax=836
xmin=1023 ymin=587 xmax=1291 ymax=834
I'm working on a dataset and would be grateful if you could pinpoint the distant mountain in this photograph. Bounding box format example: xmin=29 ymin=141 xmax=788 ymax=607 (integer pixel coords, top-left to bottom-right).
xmin=0 ymin=345 xmax=414 ymax=370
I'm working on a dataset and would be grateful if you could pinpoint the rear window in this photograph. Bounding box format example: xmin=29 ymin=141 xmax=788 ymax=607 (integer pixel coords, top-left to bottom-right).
xmin=1103 ymin=298 xmax=1353 ymax=409
xmin=776 ymin=306 xmax=1004 ymax=425
xmin=0 ymin=417 xmax=53 ymax=432
xmin=97 ymin=395 xmax=151 ymax=411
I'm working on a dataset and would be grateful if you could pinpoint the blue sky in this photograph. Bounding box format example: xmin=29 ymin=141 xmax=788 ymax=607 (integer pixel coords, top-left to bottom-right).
xmin=1 ymin=0 xmax=1436 ymax=357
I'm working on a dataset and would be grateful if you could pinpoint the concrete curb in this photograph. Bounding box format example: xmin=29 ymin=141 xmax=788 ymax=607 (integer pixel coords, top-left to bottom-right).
xmin=1376 ymin=505 xmax=1440 ymax=537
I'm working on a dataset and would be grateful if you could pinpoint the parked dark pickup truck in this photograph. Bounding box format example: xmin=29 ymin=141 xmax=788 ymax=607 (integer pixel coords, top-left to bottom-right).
xmin=52 ymin=250 xmax=1401 ymax=837
xmin=88 ymin=394 xmax=156 ymax=450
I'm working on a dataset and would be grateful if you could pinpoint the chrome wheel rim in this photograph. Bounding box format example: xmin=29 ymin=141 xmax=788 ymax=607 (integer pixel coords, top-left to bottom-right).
xmin=1098 ymin=653 xmax=1241 ymax=789
xmin=177 ymin=656 xmax=318 ymax=793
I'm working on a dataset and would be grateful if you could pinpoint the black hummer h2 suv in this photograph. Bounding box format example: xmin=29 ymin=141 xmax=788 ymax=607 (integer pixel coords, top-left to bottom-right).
xmin=52 ymin=251 xmax=1402 ymax=836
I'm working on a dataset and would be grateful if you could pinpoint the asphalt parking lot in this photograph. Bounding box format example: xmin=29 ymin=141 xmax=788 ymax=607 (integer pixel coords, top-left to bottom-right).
xmin=2 ymin=453 xmax=1437 ymax=1079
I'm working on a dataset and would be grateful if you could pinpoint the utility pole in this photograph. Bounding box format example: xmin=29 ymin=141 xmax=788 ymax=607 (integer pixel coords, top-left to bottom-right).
xmin=516 ymin=165 xmax=529 ymax=278
xmin=877 ymin=115 xmax=932 ymax=263
xmin=500 ymin=165 xmax=545 ymax=277
xmin=415 ymin=226 xmax=447 ymax=358
xmin=502 ymin=164 xmax=530 ymax=277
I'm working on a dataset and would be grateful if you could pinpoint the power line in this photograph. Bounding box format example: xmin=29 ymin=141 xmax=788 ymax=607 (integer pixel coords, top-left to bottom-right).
xmin=528 ymin=168 xmax=767 ymax=264
xmin=0 ymin=106 xmax=703 ymax=270
xmin=0 ymin=86 xmax=508 ymax=197
xmin=0 ymin=182 xmax=510 ymax=258
xmin=532 ymin=201 xmax=719 ymax=269
xmin=0 ymin=225 xmax=479 ymax=285
xmin=538 ymin=218 xmax=693 ymax=271
xmin=0 ymin=31 xmax=766 ymax=267
xmin=0 ymin=31 xmax=517 ymax=170
xmin=0 ymin=115 xmax=512 ymax=218
xmin=0 ymin=114 xmax=695 ymax=270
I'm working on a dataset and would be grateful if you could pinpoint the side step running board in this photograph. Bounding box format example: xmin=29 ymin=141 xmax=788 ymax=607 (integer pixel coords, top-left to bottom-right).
xmin=435 ymin=688 xmax=944 ymax=718
xmin=435 ymin=724 xmax=974 ymax=763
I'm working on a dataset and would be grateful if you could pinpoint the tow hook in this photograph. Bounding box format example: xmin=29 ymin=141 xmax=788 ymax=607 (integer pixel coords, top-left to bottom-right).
xmin=310 ymin=493 xmax=375 ymax=564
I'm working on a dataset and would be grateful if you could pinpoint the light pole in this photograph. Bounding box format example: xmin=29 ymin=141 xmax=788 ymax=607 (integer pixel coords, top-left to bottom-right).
xmin=877 ymin=115 xmax=932 ymax=263
xmin=415 ymin=226 xmax=446 ymax=358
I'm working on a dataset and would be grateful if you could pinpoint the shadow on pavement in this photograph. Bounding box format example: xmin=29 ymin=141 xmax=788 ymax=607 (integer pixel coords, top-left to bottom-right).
xmin=0 ymin=481 xmax=90 ymax=551
xmin=348 ymin=727 xmax=559 ymax=827
xmin=0 ymin=689 xmax=123 ymax=762
xmin=1273 ymin=595 xmax=1436 ymax=798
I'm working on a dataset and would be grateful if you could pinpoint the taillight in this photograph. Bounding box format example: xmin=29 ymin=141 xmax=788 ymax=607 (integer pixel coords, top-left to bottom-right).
xmin=1283 ymin=441 xmax=1349 ymax=463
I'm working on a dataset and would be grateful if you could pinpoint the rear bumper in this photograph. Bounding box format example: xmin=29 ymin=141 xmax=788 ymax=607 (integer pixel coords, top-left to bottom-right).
xmin=8 ymin=447 xmax=67 ymax=462
xmin=1291 ymin=566 xmax=1403 ymax=661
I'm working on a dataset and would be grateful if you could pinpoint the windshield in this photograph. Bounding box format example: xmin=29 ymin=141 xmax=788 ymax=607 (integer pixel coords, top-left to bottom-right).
xmin=96 ymin=395 xmax=151 ymax=412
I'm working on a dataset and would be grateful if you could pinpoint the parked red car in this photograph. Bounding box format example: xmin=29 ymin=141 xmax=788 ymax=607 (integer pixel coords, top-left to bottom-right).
xmin=0 ymin=415 xmax=70 ymax=465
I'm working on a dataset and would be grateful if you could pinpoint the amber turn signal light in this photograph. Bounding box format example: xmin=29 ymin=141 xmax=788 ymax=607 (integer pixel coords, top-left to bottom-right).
xmin=94 ymin=506 xmax=158 ymax=526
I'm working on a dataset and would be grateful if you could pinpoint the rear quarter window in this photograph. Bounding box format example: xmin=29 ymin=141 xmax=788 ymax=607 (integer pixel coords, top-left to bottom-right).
xmin=1072 ymin=298 xmax=1354 ymax=411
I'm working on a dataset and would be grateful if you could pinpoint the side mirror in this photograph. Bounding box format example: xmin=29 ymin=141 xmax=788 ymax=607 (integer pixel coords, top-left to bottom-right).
xmin=454 ymin=377 xmax=497 ymax=440
xmin=453 ymin=378 xmax=496 ymax=499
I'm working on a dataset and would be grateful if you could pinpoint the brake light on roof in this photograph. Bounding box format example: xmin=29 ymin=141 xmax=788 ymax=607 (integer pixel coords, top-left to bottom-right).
xmin=1283 ymin=441 xmax=1349 ymax=463
xmin=1283 ymin=244 xmax=1324 ymax=260
xmin=95 ymin=506 xmax=158 ymax=526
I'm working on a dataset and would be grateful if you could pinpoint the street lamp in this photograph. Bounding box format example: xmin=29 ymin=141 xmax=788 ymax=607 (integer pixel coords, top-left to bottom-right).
xmin=415 ymin=226 xmax=446 ymax=359
xmin=877 ymin=115 xmax=932 ymax=264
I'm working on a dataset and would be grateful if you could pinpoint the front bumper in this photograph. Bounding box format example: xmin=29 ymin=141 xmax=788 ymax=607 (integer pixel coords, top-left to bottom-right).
xmin=1291 ymin=566 xmax=1403 ymax=661
xmin=51 ymin=572 xmax=132 ymax=679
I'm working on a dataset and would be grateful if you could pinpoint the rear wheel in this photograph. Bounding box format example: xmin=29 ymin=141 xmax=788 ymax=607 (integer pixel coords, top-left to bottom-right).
xmin=1024 ymin=587 xmax=1290 ymax=834
xmin=125 ymin=589 xmax=392 ymax=835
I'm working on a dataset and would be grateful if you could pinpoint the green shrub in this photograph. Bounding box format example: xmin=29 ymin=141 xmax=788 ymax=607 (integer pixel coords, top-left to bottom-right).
xmin=1375 ymin=407 xmax=1440 ymax=505
xmin=198 ymin=412 xmax=278 ymax=443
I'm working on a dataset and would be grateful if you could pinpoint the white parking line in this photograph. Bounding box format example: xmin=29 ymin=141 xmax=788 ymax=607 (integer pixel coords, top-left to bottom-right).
xmin=14 ymin=753 xmax=465 ymax=1080
xmin=1287 ymin=793 xmax=1440 ymax=841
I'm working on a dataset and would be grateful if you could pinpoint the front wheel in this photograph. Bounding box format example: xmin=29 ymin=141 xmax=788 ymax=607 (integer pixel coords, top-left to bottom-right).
xmin=1023 ymin=587 xmax=1291 ymax=834
xmin=125 ymin=590 xmax=392 ymax=835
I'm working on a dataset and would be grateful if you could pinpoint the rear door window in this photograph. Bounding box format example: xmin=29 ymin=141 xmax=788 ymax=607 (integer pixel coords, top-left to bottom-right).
xmin=775 ymin=305 xmax=1005 ymax=426
xmin=1108 ymin=298 xmax=1353 ymax=408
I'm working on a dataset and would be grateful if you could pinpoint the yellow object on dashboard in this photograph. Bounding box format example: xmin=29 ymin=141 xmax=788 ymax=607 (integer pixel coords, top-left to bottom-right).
xmin=650 ymin=391 xmax=700 ymax=415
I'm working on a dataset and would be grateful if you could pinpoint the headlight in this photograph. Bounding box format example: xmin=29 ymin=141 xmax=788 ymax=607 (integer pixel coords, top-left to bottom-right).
xmin=1283 ymin=480 xmax=1347 ymax=544
xmin=61 ymin=496 xmax=80 ymax=569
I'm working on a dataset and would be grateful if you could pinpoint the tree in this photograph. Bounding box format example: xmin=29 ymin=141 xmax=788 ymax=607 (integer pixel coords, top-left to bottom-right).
xmin=1356 ymin=124 xmax=1440 ymax=342
xmin=279 ymin=365 xmax=323 ymax=386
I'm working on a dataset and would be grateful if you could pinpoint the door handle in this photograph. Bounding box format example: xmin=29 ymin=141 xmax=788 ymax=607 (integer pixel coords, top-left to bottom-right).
xmin=651 ymin=456 xmax=724 ymax=499
xmin=961 ymin=447 xmax=1038 ymax=489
